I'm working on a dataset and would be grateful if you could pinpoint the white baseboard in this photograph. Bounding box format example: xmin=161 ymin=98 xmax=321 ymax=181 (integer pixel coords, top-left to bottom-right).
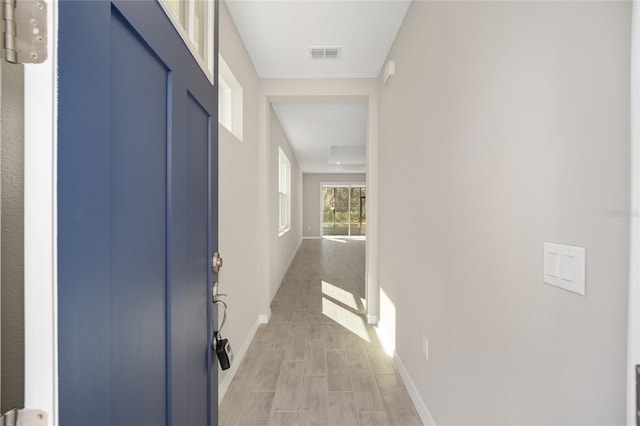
xmin=367 ymin=314 xmax=379 ymax=325
xmin=392 ymin=352 xmax=437 ymax=426
xmin=302 ymin=236 xmax=321 ymax=239
xmin=218 ymin=315 xmax=262 ymax=403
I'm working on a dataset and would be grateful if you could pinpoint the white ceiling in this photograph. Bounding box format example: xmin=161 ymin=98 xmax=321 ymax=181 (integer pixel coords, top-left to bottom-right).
xmin=272 ymin=103 xmax=367 ymax=173
xmin=225 ymin=1 xmax=411 ymax=79
xmin=226 ymin=1 xmax=407 ymax=173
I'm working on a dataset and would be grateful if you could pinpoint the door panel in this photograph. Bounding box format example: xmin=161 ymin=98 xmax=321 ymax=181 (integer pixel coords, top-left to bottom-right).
xmin=110 ymin=10 xmax=168 ymax=425
xmin=183 ymin=94 xmax=210 ymax=423
xmin=349 ymin=186 xmax=366 ymax=237
xmin=323 ymin=186 xmax=349 ymax=236
xmin=58 ymin=1 xmax=112 ymax=422
xmin=58 ymin=1 xmax=218 ymax=425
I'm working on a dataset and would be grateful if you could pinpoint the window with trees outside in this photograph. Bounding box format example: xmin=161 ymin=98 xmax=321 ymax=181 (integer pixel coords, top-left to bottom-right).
xmin=322 ymin=184 xmax=366 ymax=237
xmin=279 ymin=148 xmax=291 ymax=235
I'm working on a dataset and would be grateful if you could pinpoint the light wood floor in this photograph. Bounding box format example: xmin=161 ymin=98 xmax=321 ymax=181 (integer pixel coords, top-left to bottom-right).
xmin=219 ymin=238 xmax=423 ymax=426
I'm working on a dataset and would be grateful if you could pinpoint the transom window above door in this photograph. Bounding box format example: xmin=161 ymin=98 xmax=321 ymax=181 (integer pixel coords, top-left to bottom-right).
xmin=160 ymin=0 xmax=215 ymax=83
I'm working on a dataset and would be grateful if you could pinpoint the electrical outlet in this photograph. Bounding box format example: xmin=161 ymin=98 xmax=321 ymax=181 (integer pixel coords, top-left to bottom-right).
xmin=421 ymin=334 xmax=429 ymax=360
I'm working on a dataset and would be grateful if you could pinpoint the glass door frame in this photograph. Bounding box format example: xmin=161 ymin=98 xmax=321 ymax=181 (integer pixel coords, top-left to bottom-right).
xmin=320 ymin=182 xmax=367 ymax=238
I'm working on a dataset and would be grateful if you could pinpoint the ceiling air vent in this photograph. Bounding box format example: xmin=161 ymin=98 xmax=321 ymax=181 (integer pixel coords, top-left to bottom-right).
xmin=310 ymin=47 xmax=325 ymax=59
xmin=309 ymin=46 xmax=341 ymax=60
xmin=324 ymin=48 xmax=340 ymax=59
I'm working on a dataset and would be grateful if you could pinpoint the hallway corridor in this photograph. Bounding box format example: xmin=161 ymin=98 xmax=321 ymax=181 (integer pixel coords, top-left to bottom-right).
xmin=219 ymin=239 xmax=422 ymax=426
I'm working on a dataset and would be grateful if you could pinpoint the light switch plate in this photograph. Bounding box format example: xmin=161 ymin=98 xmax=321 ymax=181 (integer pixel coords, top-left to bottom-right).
xmin=543 ymin=242 xmax=586 ymax=296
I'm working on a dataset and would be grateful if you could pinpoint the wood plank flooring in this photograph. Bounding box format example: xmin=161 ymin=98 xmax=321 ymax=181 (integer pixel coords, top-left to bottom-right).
xmin=219 ymin=238 xmax=423 ymax=426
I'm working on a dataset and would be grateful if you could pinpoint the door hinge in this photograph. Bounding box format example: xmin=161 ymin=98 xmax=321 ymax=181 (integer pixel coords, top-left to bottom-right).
xmin=1 ymin=0 xmax=46 ymax=64
xmin=0 ymin=409 xmax=47 ymax=426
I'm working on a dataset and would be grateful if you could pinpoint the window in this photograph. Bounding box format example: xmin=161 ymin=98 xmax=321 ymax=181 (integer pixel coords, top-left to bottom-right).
xmin=279 ymin=148 xmax=291 ymax=234
xmin=159 ymin=0 xmax=215 ymax=82
xmin=218 ymin=55 xmax=243 ymax=140
xmin=218 ymin=75 xmax=232 ymax=130
xmin=322 ymin=184 xmax=366 ymax=237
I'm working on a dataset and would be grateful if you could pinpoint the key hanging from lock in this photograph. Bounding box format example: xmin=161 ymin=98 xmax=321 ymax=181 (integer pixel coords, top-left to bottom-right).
xmin=212 ymin=288 xmax=233 ymax=370
xmin=214 ymin=330 xmax=233 ymax=370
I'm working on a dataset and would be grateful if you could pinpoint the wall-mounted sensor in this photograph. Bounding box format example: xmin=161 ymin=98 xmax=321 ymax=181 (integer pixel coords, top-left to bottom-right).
xmin=384 ymin=60 xmax=395 ymax=85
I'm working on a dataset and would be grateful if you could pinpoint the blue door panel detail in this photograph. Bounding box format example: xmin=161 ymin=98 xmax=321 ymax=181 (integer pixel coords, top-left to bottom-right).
xmin=109 ymin=10 xmax=168 ymax=426
xmin=58 ymin=1 xmax=113 ymax=424
xmin=185 ymin=93 xmax=210 ymax=424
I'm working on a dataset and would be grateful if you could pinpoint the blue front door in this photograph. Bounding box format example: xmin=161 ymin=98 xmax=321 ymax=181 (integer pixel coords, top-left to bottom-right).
xmin=57 ymin=1 xmax=218 ymax=425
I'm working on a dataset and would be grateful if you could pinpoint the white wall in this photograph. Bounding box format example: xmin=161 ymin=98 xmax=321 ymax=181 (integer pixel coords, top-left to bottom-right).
xmin=269 ymin=107 xmax=303 ymax=301
xmin=378 ymin=1 xmax=630 ymax=424
xmin=218 ymin=0 xmax=263 ymax=389
xmin=303 ymin=173 xmax=366 ymax=238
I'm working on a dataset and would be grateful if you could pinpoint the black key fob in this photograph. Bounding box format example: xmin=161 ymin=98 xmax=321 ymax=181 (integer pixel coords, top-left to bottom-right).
xmin=215 ymin=336 xmax=233 ymax=370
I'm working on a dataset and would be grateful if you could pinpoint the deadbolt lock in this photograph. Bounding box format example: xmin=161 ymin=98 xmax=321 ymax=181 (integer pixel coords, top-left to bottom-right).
xmin=212 ymin=251 xmax=223 ymax=274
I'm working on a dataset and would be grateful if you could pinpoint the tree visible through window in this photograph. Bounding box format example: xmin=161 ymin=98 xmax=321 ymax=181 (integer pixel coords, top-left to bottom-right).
xmin=279 ymin=148 xmax=291 ymax=234
xmin=322 ymin=185 xmax=366 ymax=236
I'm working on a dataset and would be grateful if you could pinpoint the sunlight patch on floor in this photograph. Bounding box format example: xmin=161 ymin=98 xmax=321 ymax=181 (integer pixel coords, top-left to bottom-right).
xmin=322 ymin=296 xmax=370 ymax=342
xmin=322 ymin=236 xmax=348 ymax=243
xmin=322 ymin=280 xmax=359 ymax=311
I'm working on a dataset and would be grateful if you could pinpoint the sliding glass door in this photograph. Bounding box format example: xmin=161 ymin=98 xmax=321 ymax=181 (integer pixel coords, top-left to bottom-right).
xmin=322 ymin=184 xmax=366 ymax=237
xmin=349 ymin=186 xmax=366 ymax=236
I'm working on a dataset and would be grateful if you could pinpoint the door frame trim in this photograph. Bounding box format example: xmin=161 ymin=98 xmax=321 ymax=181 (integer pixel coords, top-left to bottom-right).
xmin=23 ymin=0 xmax=58 ymax=424
xmin=258 ymin=80 xmax=379 ymax=324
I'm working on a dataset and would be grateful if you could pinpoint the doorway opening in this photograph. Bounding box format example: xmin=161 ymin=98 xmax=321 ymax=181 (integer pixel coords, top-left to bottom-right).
xmin=321 ymin=184 xmax=366 ymax=238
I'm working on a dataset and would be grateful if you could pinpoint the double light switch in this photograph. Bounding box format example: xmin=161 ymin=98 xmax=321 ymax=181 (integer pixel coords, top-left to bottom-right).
xmin=543 ymin=242 xmax=586 ymax=296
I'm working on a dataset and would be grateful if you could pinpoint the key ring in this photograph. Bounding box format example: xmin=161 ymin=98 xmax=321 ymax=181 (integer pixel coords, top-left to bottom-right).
xmin=213 ymin=299 xmax=227 ymax=337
